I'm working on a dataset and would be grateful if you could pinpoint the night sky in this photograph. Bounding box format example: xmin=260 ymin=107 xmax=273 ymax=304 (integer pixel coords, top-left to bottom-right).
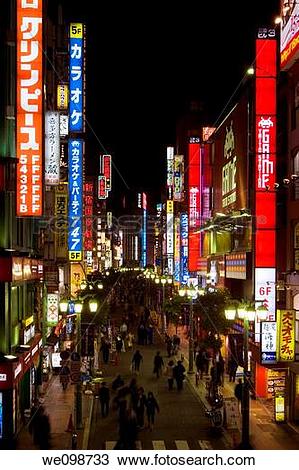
xmin=60 ymin=0 xmax=281 ymax=205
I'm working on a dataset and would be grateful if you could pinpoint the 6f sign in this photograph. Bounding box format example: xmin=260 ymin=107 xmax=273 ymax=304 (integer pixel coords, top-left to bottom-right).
xmin=255 ymin=267 xmax=276 ymax=321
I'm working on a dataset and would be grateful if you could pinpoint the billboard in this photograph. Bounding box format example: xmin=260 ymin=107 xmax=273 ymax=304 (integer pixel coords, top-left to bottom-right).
xmin=16 ymin=0 xmax=43 ymax=216
xmin=277 ymin=309 xmax=296 ymax=362
xmin=69 ymin=23 xmax=84 ymax=132
xmin=173 ymin=155 xmax=184 ymax=202
xmin=180 ymin=213 xmax=189 ymax=284
xmin=142 ymin=192 xmax=147 ymax=267
xmin=101 ymin=154 xmax=112 ymax=192
xmin=166 ymin=200 xmax=174 ymax=275
xmin=188 ymin=138 xmax=201 ymax=272
xmin=57 ymin=84 xmax=69 ymax=110
xmin=47 ymin=293 xmax=59 ymax=326
xmin=55 ymin=184 xmax=68 ymax=259
xmin=280 ymin=2 xmax=299 ymax=69
xmin=45 ymin=112 xmax=60 ymax=185
xmin=261 ymin=321 xmax=277 ymax=364
xmin=166 ymin=146 xmax=174 ymax=199
xmin=68 ymin=139 xmax=83 ymax=261
xmin=212 ymin=98 xmax=248 ymax=214
xmin=174 ymin=217 xmax=181 ymax=282
xmin=83 ymin=181 xmax=94 ymax=269
xmin=254 ymin=29 xmax=277 ymax=323
xmin=98 ymin=175 xmax=106 ymax=199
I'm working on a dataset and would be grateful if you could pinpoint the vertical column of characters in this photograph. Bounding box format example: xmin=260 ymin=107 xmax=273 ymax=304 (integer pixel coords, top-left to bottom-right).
xmin=68 ymin=139 xmax=83 ymax=261
xmin=16 ymin=0 xmax=43 ymax=216
xmin=254 ymin=28 xmax=277 ymax=320
xmin=188 ymin=138 xmax=201 ymax=272
xmin=69 ymin=23 xmax=83 ymax=132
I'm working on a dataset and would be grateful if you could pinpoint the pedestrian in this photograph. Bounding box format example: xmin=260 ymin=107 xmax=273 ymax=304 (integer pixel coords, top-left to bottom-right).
xmin=99 ymin=382 xmax=110 ymax=418
xmin=153 ymin=351 xmax=164 ymax=378
xmin=173 ymin=360 xmax=186 ymax=391
xmin=127 ymin=332 xmax=134 ymax=350
xmin=131 ymin=349 xmax=143 ymax=373
xmin=147 ymin=324 xmax=154 ymax=345
xmin=31 ymin=406 xmax=51 ymax=449
xmin=165 ymin=360 xmax=175 ymax=391
xmin=120 ymin=321 xmax=128 ymax=340
xmin=115 ymin=407 xmax=138 ymax=449
xmin=100 ymin=339 xmax=110 ymax=364
xmin=234 ymin=378 xmax=243 ymax=412
xmin=216 ymin=353 xmax=225 ymax=386
xmin=135 ymin=387 xmax=147 ymax=429
xmin=60 ymin=363 xmax=70 ymax=390
xmin=145 ymin=392 xmax=160 ymax=431
xmin=195 ymin=349 xmax=205 ymax=379
xmin=112 ymin=374 xmax=125 ymax=391
xmin=165 ymin=335 xmax=173 ymax=357
xmin=228 ymin=356 xmax=238 ymax=382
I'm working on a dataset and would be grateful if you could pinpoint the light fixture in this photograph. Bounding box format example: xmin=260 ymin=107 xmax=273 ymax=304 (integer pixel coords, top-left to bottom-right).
xmin=155 ymin=278 xmax=160 ymax=284
xmin=4 ymin=354 xmax=18 ymax=360
xmin=237 ymin=302 xmax=247 ymax=319
xmin=80 ymin=280 xmax=87 ymax=290
xmin=246 ymin=306 xmax=256 ymax=322
xmin=256 ymin=304 xmax=268 ymax=321
xmin=59 ymin=299 xmax=69 ymax=313
xmin=225 ymin=304 xmax=237 ymax=321
xmin=74 ymin=301 xmax=83 ymax=314
xmin=179 ymin=287 xmax=186 ymax=297
xmin=274 ymin=16 xmax=282 ymax=24
xmin=167 ymin=277 xmax=172 ymax=284
xmin=89 ymin=299 xmax=98 ymax=313
xmin=161 ymin=277 xmax=167 ymax=285
xmin=97 ymin=282 xmax=103 ymax=290
xmin=150 ymin=273 xmax=156 ymax=280
xmin=246 ymin=66 xmax=255 ymax=76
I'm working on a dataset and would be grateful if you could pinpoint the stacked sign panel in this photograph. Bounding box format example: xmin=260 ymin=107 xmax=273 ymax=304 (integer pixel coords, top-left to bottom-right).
xmin=69 ymin=23 xmax=84 ymax=132
xmin=254 ymin=29 xmax=277 ymax=322
xmin=188 ymin=138 xmax=201 ymax=272
xmin=68 ymin=139 xmax=83 ymax=261
xmin=16 ymin=0 xmax=43 ymax=216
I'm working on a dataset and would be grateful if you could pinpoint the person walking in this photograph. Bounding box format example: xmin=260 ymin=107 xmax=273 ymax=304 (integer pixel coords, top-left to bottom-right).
xmin=145 ymin=392 xmax=160 ymax=431
xmin=234 ymin=378 xmax=243 ymax=412
xmin=131 ymin=349 xmax=143 ymax=373
xmin=195 ymin=349 xmax=206 ymax=379
xmin=165 ymin=360 xmax=175 ymax=391
xmin=228 ymin=356 xmax=238 ymax=382
xmin=173 ymin=360 xmax=186 ymax=391
xmin=100 ymin=339 xmax=110 ymax=364
xmin=135 ymin=387 xmax=147 ymax=429
xmin=31 ymin=406 xmax=51 ymax=449
xmin=153 ymin=351 xmax=164 ymax=378
xmin=99 ymin=382 xmax=110 ymax=418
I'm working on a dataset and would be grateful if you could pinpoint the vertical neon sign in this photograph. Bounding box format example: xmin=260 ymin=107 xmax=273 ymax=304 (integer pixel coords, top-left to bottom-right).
xmin=254 ymin=28 xmax=277 ymax=321
xmin=16 ymin=0 xmax=43 ymax=216
xmin=69 ymin=23 xmax=83 ymax=132
xmin=188 ymin=137 xmax=201 ymax=272
xmin=68 ymin=139 xmax=83 ymax=261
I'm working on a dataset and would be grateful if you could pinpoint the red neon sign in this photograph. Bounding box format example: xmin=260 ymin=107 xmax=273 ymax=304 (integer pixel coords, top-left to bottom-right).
xmin=16 ymin=0 xmax=43 ymax=216
xmin=188 ymin=138 xmax=201 ymax=272
xmin=83 ymin=182 xmax=94 ymax=252
xmin=98 ymin=176 xmax=106 ymax=199
xmin=102 ymin=155 xmax=111 ymax=191
xmin=255 ymin=30 xmax=277 ymax=268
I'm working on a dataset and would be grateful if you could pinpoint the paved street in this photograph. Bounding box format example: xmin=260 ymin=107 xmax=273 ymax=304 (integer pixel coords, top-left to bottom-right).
xmin=88 ymin=336 xmax=227 ymax=450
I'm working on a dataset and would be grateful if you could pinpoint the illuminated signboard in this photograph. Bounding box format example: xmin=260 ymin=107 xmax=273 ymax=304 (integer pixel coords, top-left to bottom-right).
xmin=45 ymin=112 xmax=60 ymax=185
xmin=174 ymin=217 xmax=181 ymax=282
xmin=173 ymin=155 xmax=184 ymax=202
xmin=222 ymin=121 xmax=237 ymax=208
xmin=57 ymin=84 xmax=69 ymax=110
xmin=98 ymin=175 xmax=106 ymax=199
xmin=188 ymin=137 xmax=201 ymax=272
xmin=16 ymin=0 xmax=43 ymax=216
xmin=60 ymin=114 xmax=69 ymax=137
xmin=280 ymin=3 xmax=299 ymax=70
xmin=68 ymin=139 xmax=83 ymax=261
xmin=254 ymin=29 xmax=277 ymax=324
xmin=166 ymin=200 xmax=174 ymax=275
xmin=261 ymin=321 xmax=277 ymax=364
xmin=69 ymin=23 xmax=84 ymax=132
xmin=226 ymin=253 xmax=247 ymax=279
xmin=202 ymin=127 xmax=216 ymax=142
xmin=55 ymin=184 xmax=68 ymax=259
xmin=47 ymin=293 xmax=59 ymax=325
xmin=180 ymin=213 xmax=189 ymax=284
xmin=166 ymin=146 xmax=174 ymax=199
xmin=59 ymin=142 xmax=68 ymax=182
xmin=0 ymin=392 xmax=2 ymax=439
xmin=277 ymin=309 xmax=295 ymax=362
xmin=101 ymin=154 xmax=112 ymax=192
xmin=83 ymin=181 xmax=94 ymax=268
xmin=142 ymin=192 xmax=147 ymax=267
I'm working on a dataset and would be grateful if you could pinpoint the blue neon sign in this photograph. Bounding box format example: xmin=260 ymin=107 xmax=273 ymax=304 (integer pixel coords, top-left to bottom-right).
xmin=69 ymin=23 xmax=83 ymax=132
xmin=68 ymin=139 xmax=83 ymax=261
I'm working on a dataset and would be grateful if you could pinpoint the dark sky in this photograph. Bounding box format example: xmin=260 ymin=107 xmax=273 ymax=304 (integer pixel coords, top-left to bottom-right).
xmin=61 ymin=0 xmax=281 ymax=204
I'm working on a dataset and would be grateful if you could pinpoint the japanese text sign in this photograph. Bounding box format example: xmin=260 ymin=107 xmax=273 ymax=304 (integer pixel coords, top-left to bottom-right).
xmin=277 ymin=309 xmax=295 ymax=362
xmin=45 ymin=112 xmax=60 ymax=185
xmin=69 ymin=23 xmax=84 ymax=132
xmin=16 ymin=0 xmax=43 ymax=216
xmin=68 ymin=139 xmax=83 ymax=261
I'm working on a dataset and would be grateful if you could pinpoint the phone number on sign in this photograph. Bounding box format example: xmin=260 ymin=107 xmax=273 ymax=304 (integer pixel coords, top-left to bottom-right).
xmin=41 ymin=454 xmax=109 ymax=466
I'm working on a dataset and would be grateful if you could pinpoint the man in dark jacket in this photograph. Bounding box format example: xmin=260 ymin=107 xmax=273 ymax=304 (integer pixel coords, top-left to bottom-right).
xmin=99 ymin=382 xmax=110 ymax=418
xmin=153 ymin=351 xmax=164 ymax=378
xmin=173 ymin=360 xmax=186 ymax=391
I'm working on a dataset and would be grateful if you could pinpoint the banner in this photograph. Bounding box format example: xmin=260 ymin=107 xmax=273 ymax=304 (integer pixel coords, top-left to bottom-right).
xmin=277 ymin=309 xmax=295 ymax=362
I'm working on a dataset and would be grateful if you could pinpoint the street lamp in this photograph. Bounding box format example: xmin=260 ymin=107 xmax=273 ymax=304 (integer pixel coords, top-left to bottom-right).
xmin=88 ymin=298 xmax=98 ymax=313
xmin=224 ymin=301 xmax=268 ymax=449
